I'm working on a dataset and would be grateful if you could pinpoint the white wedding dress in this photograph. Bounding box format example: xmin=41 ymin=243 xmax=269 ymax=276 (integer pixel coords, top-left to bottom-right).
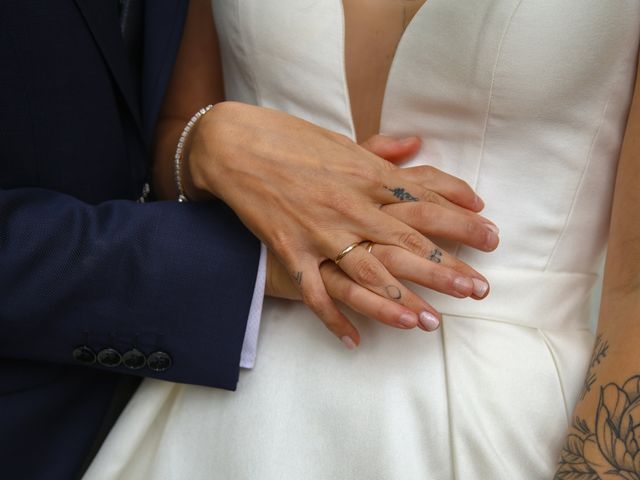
xmin=85 ymin=1 xmax=640 ymax=479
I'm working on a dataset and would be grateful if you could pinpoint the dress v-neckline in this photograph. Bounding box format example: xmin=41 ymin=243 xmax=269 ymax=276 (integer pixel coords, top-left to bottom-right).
xmin=338 ymin=0 xmax=431 ymax=141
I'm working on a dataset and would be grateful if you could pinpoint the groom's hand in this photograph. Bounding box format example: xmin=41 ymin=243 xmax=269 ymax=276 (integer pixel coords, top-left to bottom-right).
xmin=184 ymin=102 xmax=499 ymax=346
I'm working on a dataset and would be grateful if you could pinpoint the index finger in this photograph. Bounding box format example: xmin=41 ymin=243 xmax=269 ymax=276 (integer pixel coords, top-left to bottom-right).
xmin=392 ymin=165 xmax=484 ymax=212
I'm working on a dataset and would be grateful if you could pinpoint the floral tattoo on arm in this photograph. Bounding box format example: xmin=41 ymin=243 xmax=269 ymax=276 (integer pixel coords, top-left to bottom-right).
xmin=555 ymin=336 xmax=640 ymax=480
xmin=581 ymin=335 xmax=609 ymax=401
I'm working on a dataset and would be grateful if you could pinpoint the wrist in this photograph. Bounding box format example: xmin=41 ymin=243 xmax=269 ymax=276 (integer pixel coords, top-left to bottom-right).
xmin=181 ymin=126 xmax=212 ymax=201
xmin=183 ymin=105 xmax=231 ymax=202
xmin=174 ymin=105 xmax=215 ymax=202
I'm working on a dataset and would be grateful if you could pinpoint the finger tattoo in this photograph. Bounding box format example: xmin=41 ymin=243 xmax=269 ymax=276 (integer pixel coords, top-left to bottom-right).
xmin=292 ymin=271 xmax=303 ymax=285
xmin=385 ymin=285 xmax=402 ymax=300
xmin=385 ymin=186 xmax=419 ymax=202
xmin=427 ymin=248 xmax=443 ymax=263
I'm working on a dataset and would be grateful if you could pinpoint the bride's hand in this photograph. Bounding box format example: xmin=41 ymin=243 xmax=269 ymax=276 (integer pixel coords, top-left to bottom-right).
xmin=266 ymin=248 xmax=481 ymax=348
xmin=361 ymin=134 xmax=497 ymax=296
xmin=184 ymin=102 xmax=498 ymax=345
xmin=265 ymin=134 xmax=495 ymax=346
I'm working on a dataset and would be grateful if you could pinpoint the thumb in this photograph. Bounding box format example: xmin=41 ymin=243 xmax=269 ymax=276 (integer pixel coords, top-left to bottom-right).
xmin=360 ymin=135 xmax=421 ymax=164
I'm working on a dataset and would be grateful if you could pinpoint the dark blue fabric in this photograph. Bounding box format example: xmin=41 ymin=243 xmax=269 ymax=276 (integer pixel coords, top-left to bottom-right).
xmin=0 ymin=1 xmax=260 ymax=478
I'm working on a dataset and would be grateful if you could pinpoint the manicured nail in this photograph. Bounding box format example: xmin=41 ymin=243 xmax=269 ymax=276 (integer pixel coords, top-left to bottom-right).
xmin=398 ymin=312 xmax=418 ymax=328
xmin=341 ymin=336 xmax=357 ymax=350
xmin=484 ymin=226 xmax=500 ymax=250
xmin=472 ymin=278 xmax=489 ymax=298
xmin=484 ymin=223 xmax=500 ymax=235
xmin=419 ymin=311 xmax=440 ymax=331
xmin=453 ymin=277 xmax=474 ymax=296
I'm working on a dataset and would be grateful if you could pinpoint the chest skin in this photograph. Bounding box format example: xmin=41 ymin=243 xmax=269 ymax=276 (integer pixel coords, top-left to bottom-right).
xmin=343 ymin=0 xmax=427 ymax=142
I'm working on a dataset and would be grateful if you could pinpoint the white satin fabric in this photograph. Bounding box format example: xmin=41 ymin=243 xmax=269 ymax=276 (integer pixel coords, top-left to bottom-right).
xmin=85 ymin=1 xmax=640 ymax=478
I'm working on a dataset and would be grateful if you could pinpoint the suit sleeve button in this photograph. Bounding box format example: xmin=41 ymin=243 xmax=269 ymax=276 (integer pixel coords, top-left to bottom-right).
xmin=147 ymin=351 xmax=172 ymax=372
xmin=72 ymin=345 xmax=96 ymax=365
xmin=122 ymin=348 xmax=146 ymax=370
xmin=97 ymin=348 xmax=122 ymax=367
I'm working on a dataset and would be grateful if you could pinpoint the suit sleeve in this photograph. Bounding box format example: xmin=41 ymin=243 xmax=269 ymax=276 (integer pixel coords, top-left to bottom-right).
xmin=0 ymin=187 xmax=260 ymax=390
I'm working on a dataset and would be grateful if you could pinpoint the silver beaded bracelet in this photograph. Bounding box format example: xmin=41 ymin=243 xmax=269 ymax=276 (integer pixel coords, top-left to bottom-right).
xmin=174 ymin=104 xmax=214 ymax=202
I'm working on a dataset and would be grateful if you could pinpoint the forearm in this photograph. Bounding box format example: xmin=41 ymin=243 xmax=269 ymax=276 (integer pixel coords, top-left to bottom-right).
xmin=152 ymin=0 xmax=224 ymax=201
xmin=555 ymin=57 xmax=640 ymax=479
xmin=0 ymin=187 xmax=260 ymax=388
xmin=555 ymin=295 xmax=640 ymax=478
xmin=153 ymin=117 xmax=186 ymax=199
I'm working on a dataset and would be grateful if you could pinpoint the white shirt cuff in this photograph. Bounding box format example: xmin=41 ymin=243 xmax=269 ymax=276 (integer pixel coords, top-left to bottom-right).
xmin=239 ymin=242 xmax=266 ymax=369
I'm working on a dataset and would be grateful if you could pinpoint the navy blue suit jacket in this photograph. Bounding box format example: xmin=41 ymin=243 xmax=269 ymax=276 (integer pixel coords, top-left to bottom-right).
xmin=0 ymin=1 xmax=260 ymax=478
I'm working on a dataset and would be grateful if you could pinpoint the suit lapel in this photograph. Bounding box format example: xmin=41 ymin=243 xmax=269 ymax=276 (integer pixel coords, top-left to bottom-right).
xmin=74 ymin=0 xmax=143 ymax=135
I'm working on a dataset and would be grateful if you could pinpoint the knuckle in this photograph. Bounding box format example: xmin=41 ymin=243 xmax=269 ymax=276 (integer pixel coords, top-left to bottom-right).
xmin=420 ymin=165 xmax=436 ymax=177
xmin=378 ymin=157 xmax=397 ymax=171
xmin=341 ymin=282 xmax=359 ymax=306
xmin=352 ymin=257 xmax=380 ymax=285
xmin=332 ymin=195 xmax=359 ymax=219
xmin=423 ymin=190 xmax=441 ymax=204
xmin=409 ymin=202 xmax=432 ymax=224
xmin=398 ymin=230 xmax=428 ymax=256
xmin=410 ymin=165 xmax=437 ymax=182
xmin=437 ymin=270 xmax=458 ymax=289
xmin=375 ymin=246 xmax=397 ymax=267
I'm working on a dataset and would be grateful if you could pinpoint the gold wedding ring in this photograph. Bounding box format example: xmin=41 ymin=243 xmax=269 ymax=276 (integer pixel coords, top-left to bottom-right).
xmin=362 ymin=241 xmax=374 ymax=253
xmin=334 ymin=241 xmax=361 ymax=265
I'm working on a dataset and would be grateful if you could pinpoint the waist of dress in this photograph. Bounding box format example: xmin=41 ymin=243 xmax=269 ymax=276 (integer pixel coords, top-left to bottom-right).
xmin=415 ymin=267 xmax=598 ymax=331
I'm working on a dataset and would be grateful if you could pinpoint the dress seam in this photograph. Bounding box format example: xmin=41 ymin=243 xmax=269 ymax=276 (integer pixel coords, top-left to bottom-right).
xmin=537 ymin=329 xmax=571 ymax=425
xmin=337 ymin=0 xmax=358 ymax=140
xmin=543 ymin=78 xmax=617 ymax=271
xmin=237 ymin=1 xmax=264 ymax=107
xmin=471 ymin=0 xmax=526 ymax=189
xmin=440 ymin=321 xmax=457 ymax=480
xmin=456 ymin=0 xmax=525 ymax=258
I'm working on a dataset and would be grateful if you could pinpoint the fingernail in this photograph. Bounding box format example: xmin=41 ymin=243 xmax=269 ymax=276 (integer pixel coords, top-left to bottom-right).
xmin=484 ymin=223 xmax=500 ymax=235
xmin=419 ymin=311 xmax=440 ymax=331
xmin=484 ymin=226 xmax=500 ymax=250
xmin=341 ymin=336 xmax=357 ymax=350
xmin=398 ymin=312 xmax=418 ymax=328
xmin=474 ymin=194 xmax=485 ymax=210
xmin=400 ymin=137 xmax=416 ymax=146
xmin=453 ymin=277 xmax=474 ymax=296
xmin=472 ymin=278 xmax=489 ymax=298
